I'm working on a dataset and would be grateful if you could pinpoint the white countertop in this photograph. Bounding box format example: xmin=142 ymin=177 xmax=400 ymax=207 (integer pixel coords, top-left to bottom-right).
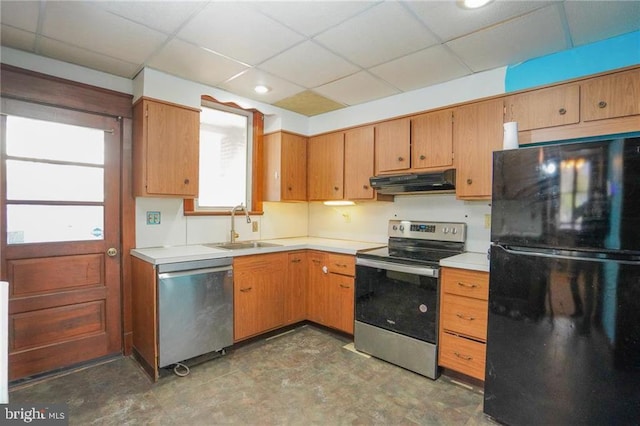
xmin=439 ymin=252 xmax=490 ymax=272
xmin=131 ymin=237 xmax=386 ymax=265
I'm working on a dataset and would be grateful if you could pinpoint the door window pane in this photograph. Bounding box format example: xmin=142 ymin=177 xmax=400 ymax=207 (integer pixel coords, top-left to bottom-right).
xmin=7 ymin=205 xmax=104 ymax=244
xmin=6 ymin=116 xmax=104 ymax=164
xmin=6 ymin=160 xmax=104 ymax=202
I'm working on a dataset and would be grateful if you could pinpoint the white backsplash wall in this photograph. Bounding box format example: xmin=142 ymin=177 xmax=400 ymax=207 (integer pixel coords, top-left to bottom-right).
xmin=135 ymin=198 xmax=309 ymax=248
xmin=308 ymin=194 xmax=492 ymax=254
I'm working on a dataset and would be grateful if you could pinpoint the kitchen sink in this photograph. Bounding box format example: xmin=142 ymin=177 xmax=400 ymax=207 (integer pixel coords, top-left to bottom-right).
xmin=205 ymin=241 xmax=282 ymax=250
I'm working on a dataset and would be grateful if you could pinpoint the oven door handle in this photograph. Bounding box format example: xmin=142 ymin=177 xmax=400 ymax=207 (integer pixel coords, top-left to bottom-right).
xmin=356 ymin=258 xmax=439 ymax=278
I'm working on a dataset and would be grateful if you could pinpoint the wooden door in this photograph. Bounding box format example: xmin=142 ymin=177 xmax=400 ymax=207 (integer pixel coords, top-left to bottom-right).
xmin=281 ymin=133 xmax=307 ymax=201
xmin=581 ymin=68 xmax=640 ymax=122
xmin=307 ymin=251 xmax=328 ymax=324
xmin=1 ymin=100 xmax=122 ymax=381
xmin=375 ymin=118 xmax=410 ymax=173
xmin=411 ymin=109 xmax=454 ymax=170
xmin=453 ymin=99 xmax=504 ymax=199
xmin=284 ymin=251 xmax=307 ymax=325
xmin=344 ymin=126 xmax=374 ymax=200
xmin=327 ymin=273 xmax=354 ymax=334
xmin=307 ymin=133 xmax=344 ymax=200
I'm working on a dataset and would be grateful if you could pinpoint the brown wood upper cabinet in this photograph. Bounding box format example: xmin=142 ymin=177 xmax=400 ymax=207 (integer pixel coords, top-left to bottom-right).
xmin=453 ymin=98 xmax=504 ymax=200
xmin=263 ymin=131 xmax=307 ymax=201
xmin=505 ymin=84 xmax=580 ymax=131
xmin=308 ymin=132 xmax=345 ymax=200
xmin=344 ymin=126 xmax=375 ymax=200
xmin=581 ymin=68 xmax=640 ymax=122
xmin=375 ymin=117 xmax=410 ymax=173
xmin=133 ymin=98 xmax=200 ymax=197
xmin=411 ymin=109 xmax=454 ymax=170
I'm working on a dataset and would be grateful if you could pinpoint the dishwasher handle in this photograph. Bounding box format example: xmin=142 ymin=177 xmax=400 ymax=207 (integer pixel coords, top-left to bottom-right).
xmin=158 ymin=265 xmax=232 ymax=280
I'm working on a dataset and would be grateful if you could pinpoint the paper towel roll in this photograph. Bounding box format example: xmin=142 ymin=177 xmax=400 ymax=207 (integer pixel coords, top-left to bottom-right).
xmin=503 ymin=121 xmax=519 ymax=150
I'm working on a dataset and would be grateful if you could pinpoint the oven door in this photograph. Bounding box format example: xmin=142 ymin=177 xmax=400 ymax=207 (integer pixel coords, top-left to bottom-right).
xmin=355 ymin=257 xmax=439 ymax=343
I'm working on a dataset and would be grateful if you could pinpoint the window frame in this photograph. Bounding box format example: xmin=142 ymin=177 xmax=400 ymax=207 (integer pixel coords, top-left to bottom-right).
xmin=183 ymin=96 xmax=264 ymax=216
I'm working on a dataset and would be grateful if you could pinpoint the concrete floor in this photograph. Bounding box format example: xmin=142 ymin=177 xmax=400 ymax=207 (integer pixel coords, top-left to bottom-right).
xmin=10 ymin=325 xmax=498 ymax=425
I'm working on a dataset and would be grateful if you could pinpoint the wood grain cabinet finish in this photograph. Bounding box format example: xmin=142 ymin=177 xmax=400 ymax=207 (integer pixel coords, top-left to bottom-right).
xmin=133 ymin=98 xmax=200 ymax=197
xmin=131 ymin=257 xmax=159 ymax=380
xmin=326 ymin=254 xmax=356 ymax=334
xmin=438 ymin=267 xmax=489 ymax=381
xmin=375 ymin=117 xmax=410 ymax=173
xmin=284 ymin=251 xmax=308 ymax=325
xmin=263 ymin=131 xmax=307 ymax=201
xmin=233 ymin=253 xmax=287 ymax=342
xmin=308 ymin=133 xmax=345 ymax=200
xmin=307 ymin=251 xmax=329 ymax=324
xmin=344 ymin=126 xmax=375 ymax=200
xmin=581 ymin=68 xmax=640 ymax=122
xmin=505 ymin=84 xmax=580 ymax=131
xmin=453 ymin=99 xmax=504 ymax=200
xmin=410 ymin=109 xmax=454 ymax=170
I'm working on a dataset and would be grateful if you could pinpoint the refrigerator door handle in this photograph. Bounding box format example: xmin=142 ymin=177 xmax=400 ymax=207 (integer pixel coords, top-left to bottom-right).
xmin=494 ymin=244 xmax=640 ymax=265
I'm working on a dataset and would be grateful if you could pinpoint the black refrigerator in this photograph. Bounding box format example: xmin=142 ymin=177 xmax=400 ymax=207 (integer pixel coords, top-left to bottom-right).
xmin=484 ymin=136 xmax=640 ymax=425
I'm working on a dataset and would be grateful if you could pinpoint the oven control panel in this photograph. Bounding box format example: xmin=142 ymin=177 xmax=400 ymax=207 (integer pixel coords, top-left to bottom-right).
xmin=388 ymin=220 xmax=466 ymax=242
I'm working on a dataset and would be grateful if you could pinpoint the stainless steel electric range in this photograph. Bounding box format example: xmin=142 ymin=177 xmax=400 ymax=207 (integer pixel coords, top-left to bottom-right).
xmin=354 ymin=220 xmax=466 ymax=379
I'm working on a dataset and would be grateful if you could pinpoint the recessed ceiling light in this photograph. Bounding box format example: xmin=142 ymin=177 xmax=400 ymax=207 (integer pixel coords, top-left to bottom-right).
xmin=459 ymin=0 xmax=493 ymax=9
xmin=254 ymin=85 xmax=270 ymax=94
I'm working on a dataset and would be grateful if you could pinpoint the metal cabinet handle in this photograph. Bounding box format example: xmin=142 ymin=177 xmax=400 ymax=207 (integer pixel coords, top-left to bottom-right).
xmin=466 ymin=178 xmax=473 ymax=185
xmin=454 ymin=352 xmax=473 ymax=361
xmin=287 ymin=186 xmax=293 ymax=191
xmin=598 ymin=101 xmax=607 ymax=108
xmin=457 ymin=281 xmax=478 ymax=289
xmin=240 ymin=287 xmax=252 ymax=292
xmin=455 ymin=313 xmax=475 ymax=321
xmin=334 ymin=186 xmax=339 ymax=191
xmin=419 ymin=155 xmax=426 ymax=160
xmin=334 ymin=263 xmax=347 ymax=268
xmin=291 ymin=258 xmax=301 ymax=263
xmin=312 ymin=259 xmax=322 ymax=264
xmin=184 ymin=178 xmax=190 ymax=185
xmin=398 ymin=156 xmax=404 ymax=161
xmin=363 ymin=184 xmax=369 ymax=190
xmin=558 ymin=108 xmax=566 ymax=115
xmin=339 ymin=284 xmax=350 ymax=289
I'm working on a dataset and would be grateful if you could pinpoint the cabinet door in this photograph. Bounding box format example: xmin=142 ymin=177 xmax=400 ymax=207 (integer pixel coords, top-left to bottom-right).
xmin=307 ymin=251 xmax=329 ymax=324
xmin=281 ymin=133 xmax=307 ymax=201
xmin=308 ymin=133 xmax=344 ymax=200
xmin=375 ymin=117 xmax=410 ymax=173
xmin=411 ymin=109 xmax=453 ymax=170
xmin=344 ymin=126 xmax=374 ymax=200
xmin=581 ymin=68 xmax=640 ymax=122
xmin=233 ymin=253 xmax=286 ymax=341
xmin=453 ymin=99 xmax=504 ymax=199
xmin=263 ymin=132 xmax=282 ymax=202
xmin=505 ymin=84 xmax=580 ymax=131
xmin=285 ymin=251 xmax=308 ymax=325
xmin=327 ymin=273 xmax=354 ymax=334
xmin=141 ymin=99 xmax=199 ymax=196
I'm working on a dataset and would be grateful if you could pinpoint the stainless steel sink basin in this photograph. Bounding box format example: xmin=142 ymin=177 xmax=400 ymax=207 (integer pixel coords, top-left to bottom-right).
xmin=204 ymin=241 xmax=282 ymax=250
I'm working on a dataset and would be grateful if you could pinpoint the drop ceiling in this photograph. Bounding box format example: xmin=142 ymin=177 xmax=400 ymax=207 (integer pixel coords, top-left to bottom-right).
xmin=1 ymin=1 xmax=639 ymax=116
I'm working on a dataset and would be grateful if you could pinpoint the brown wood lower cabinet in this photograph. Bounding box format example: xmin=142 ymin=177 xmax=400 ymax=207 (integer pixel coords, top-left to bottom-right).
xmin=438 ymin=267 xmax=489 ymax=381
xmin=284 ymin=251 xmax=308 ymax=325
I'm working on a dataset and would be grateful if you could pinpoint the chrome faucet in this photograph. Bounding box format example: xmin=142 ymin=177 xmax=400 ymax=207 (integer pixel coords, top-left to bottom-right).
xmin=230 ymin=203 xmax=251 ymax=243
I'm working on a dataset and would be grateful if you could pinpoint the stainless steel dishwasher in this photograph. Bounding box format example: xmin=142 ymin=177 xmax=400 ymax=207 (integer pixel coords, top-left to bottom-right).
xmin=157 ymin=257 xmax=233 ymax=368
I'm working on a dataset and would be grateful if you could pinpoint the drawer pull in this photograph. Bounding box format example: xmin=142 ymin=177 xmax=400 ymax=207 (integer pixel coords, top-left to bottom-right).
xmin=455 ymin=313 xmax=475 ymax=321
xmin=558 ymin=108 xmax=567 ymax=115
xmin=454 ymin=351 xmax=473 ymax=361
xmin=457 ymin=281 xmax=478 ymax=289
xmin=312 ymin=259 xmax=322 ymax=264
xmin=598 ymin=101 xmax=607 ymax=109
xmin=240 ymin=287 xmax=253 ymax=293
xmin=335 ymin=263 xmax=347 ymax=268
xmin=291 ymin=258 xmax=301 ymax=263
xmin=339 ymin=284 xmax=350 ymax=289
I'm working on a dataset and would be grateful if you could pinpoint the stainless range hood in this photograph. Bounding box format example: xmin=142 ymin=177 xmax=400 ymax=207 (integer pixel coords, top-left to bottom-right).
xmin=369 ymin=169 xmax=455 ymax=195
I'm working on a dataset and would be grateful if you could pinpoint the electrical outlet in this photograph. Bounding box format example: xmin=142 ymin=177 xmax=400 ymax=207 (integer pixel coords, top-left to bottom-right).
xmin=484 ymin=214 xmax=491 ymax=229
xmin=252 ymin=221 xmax=259 ymax=232
xmin=146 ymin=211 xmax=161 ymax=225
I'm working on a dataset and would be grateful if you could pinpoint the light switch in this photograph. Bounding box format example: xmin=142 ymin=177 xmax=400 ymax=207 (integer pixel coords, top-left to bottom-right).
xmin=146 ymin=211 xmax=161 ymax=225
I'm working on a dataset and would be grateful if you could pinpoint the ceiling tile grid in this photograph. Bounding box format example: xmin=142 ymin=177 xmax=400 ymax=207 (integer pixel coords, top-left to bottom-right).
xmin=1 ymin=0 xmax=638 ymax=116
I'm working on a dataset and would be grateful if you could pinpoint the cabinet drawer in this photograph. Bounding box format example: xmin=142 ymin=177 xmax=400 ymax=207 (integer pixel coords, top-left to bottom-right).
xmin=441 ymin=268 xmax=489 ymax=300
xmin=327 ymin=253 xmax=355 ymax=276
xmin=440 ymin=294 xmax=487 ymax=341
xmin=439 ymin=332 xmax=486 ymax=381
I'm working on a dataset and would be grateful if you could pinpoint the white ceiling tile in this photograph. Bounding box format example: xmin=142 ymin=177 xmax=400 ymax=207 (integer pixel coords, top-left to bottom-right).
xmin=41 ymin=2 xmax=167 ymax=64
xmin=370 ymin=45 xmax=471 ymax=92
xmin=218 ymin=68 xmax=305 ymax=104
xmin=147 ymin=39 xmax=249 ymax=88
xmin=38 ymin=36 xmax=140 ymax=78
xmin=94 ymin=1 xmax=207 ymax=35
xmin=446 ymin=5 xmax=568 ymax=72
xmin=564 ymin=1 xmax=640 ymax=46
xmin=314 ymin=1 xmax=439 ymax=68
xmin=1 ymin=25 xmax=36 ymax=52
xmin=253 ymin=1 xmax=375 ymax=37
xmin=0 ymin=1 xmax=40 ymax=32
xmin=314 ymin=71 xmax=399 ymax=106
xmin=406 ymin=0 xmax=556 ymax=42
xmin=259 ymin=40 xmax=360 ymax=88
xmin=176 ymin=2 xmax=305 ymax=66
